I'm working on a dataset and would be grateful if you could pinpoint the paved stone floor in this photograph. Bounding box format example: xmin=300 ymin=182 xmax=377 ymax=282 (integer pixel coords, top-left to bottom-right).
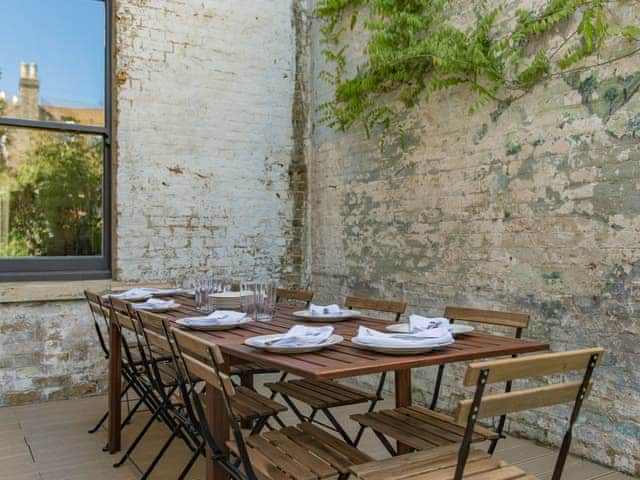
xmin=0 ymin=377 xmax=634 ymax=480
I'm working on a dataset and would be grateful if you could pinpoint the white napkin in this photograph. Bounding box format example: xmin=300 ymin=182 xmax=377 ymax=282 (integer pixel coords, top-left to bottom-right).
xmin=109 ymin=287 xmax=182 ymax=299
xmin=132 ymin=298 xmax=178 ymax=310
xmin=309 ymin=304 xmax=342 ymax=316
xmin=179 ymin=311 xmax=247 ymax=327
xmin=408 ymin=315 xmax=452 ymax=337
xmin=253 ymin=325 xmax=334 ymax=347
xmin=353 ymin=325 xmax=453 ymax=348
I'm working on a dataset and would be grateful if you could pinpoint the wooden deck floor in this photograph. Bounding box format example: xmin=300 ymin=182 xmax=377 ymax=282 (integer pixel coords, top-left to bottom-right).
xmin=0 ymin=378 xmax=633 ymax=480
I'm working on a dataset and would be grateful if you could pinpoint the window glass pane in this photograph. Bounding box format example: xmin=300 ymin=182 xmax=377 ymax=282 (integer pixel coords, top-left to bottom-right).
xmin=0 ymin=0 xmax=105 ymax=126
xmin=0 ymin=127 xmax=104 ymax=257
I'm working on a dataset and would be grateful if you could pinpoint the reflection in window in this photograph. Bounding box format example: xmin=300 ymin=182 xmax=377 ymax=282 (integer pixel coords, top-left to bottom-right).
xmin=0 ymin=127 xmax=103 ymax=257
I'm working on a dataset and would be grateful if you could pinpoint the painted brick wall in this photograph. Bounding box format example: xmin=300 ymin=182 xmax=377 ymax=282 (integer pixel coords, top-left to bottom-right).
xmin=115 ymin=0 xmax=302 ymax=284
xmin=0 ymin=301 xmax=105 ymax=405
xmin=0 ymin=0 xmax=302 ymax=406
xmin=307 ymin=2 xmax=640 ymax=475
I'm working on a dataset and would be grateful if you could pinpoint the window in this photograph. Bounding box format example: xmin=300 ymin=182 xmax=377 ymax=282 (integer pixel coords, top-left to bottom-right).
xmin=0 ymin=0 xmax=112 ymax=280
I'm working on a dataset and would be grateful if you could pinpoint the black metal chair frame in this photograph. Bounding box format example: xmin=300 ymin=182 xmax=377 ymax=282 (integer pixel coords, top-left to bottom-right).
xmin=85 ymin=291 xmax=157 ymax=441
xmin=445 ymin=351 xmax=600 ymax=480
xmin=273 ymin=300 xmax=404 ymax=447
xmin=109 ymin=299 xmax=189 ymax=476
xmin=133 ymin=309 xmax=204 ymax=480
xmin=429 ymin=307 xmax=529 ymax=454
xmin=174 ymin=332 xmax=355 ymax=480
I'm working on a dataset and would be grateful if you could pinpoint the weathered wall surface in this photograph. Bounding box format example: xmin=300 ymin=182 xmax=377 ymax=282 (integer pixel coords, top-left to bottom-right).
xmin=0 ymin=0 xmax=303 ymax=406
xmin=115 ymin=0 xmax=303 ymax=284
xmin=0 ymin=301 xmax=105 ymax=405
xmin=307 ymin=3 xmax=640 ymax=475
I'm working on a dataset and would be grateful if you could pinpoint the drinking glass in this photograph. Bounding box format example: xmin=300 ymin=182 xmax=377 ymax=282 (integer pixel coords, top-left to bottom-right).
xmin=255 ymin=280 xmax=276 ymax=322
xmin=240 ymin=281 xmax=257 ymax=318
xmin=194 ymin=276 xmax=215 ymax=313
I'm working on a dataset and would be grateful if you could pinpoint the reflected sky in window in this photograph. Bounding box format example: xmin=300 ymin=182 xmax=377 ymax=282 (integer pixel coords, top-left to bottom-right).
xmin=0 ymin=0 xmax=105 ymax=108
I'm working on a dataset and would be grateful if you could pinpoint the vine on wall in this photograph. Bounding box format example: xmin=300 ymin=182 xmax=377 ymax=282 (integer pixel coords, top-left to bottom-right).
xmin=316 ymin=0 xmax=640 ymax=136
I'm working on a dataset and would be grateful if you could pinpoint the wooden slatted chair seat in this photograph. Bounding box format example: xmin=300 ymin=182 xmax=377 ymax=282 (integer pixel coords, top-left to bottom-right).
xmin=265 ymin=378 xmax=378 ymax=410
xmin=230 ymin=386 xmax=288 ymax=421
xmin=227 ymin=422 xmax=373 ymax=480
xmin=349 ymin=444 xmax=535 ymax=480
xmin=351 ymin=405 xmax=497 ymax=451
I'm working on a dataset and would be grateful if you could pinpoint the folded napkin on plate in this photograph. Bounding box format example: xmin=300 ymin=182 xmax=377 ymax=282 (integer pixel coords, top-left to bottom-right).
xmin=132 ymin=298 xmax=178 ymax=310
xmin=179 ymin=311 xmax=247 ymax=326
xmin=353 ymin=325 xmax=453 ymax=348
xmin=253 ymin=325 xmax=334 ymax=348
xmin=408 ymin=314 xmax=452 ymax=336
xmin=110 ymin=287 xmax=182 ymax=299
xmin=309 ymin=304 xmax=342 ymax=316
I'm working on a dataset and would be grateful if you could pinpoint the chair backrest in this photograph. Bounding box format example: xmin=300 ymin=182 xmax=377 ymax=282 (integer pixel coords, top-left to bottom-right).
xmin=106 ymin=296 xmax=148 ymax=369
xmin=430 ymin=306 xmax=530 ymax=413
xmin=444 ymin=306 xmax=529 ymax=330
xmin=109 ymin=297 xmax=139 ymax=334
xmin=451 ymin=348 xmax=603 ymax=480
xmin=136 ymin=309 xmax=173 ymax=353
xmin=345 ymin=296 xmax=407 ymax=322
xmin=171 ymin=328 xmax=234 ymax=395
xmin=276 ymin=288 xmax=313 ymax=306
xmin=171 ymin=328 xmax=259 ymax=480
xmin=84 ymin=290 xmax=110 ymax=357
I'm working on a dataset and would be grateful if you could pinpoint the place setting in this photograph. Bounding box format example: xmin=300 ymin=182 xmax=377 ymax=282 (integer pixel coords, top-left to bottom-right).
xmin=292 ymin=302 xmax=360 ymax=322
xmin=351 ymin=314 xmax=455 ymax=355
xmin=175 ymin=310 xmax=252 ymax=331
xmin=244 ymin=324 xmax=343 ymax=354
xmin=130 ymin=297 xmax=181 ymax=312
xmin=105 ymin=287 xmax=185 ymax=302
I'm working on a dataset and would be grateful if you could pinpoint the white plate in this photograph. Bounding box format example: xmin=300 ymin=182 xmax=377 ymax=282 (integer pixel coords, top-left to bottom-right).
xmin=135 ymin=303 xmax=181 ymax=312
xmin=292 ymin=309 xmax=361 ymax=322
xmin=107 ymin=294 xmax=152 ymax=302
xmin=175 ymin=317 xmax=253 ymax=331
xmin=385 ymin=323 xmax=475 ymax=336
xmin=351 ymin=337 xmax=453 ymax=355
xmin=244 ymin=334 xmax=344 ymax=354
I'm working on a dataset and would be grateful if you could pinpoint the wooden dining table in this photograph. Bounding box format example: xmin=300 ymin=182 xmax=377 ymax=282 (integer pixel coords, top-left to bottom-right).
xmin=106 ymin=294 xmax=549 ymax=480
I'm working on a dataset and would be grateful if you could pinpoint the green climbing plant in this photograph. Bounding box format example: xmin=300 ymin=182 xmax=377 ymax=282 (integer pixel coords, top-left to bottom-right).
xmin=316 ymin=0 xmax=640 ymax=136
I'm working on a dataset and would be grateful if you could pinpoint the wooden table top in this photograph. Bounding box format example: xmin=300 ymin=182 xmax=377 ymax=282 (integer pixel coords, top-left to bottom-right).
xmin=160 ymin=295 xmax=549 ymax=381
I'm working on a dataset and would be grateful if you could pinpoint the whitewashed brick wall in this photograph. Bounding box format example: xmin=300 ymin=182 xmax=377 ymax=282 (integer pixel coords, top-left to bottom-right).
xmin=115 ymin=0 xmax=300 ymax=283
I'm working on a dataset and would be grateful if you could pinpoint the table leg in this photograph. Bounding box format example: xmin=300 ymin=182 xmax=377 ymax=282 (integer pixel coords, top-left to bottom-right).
xmin=206 ymin=369 xmax=230 ymax=480
xmin=108 ymin=319 xmax=122 ymax=453
xmin=395 ymin=369 xmax=412 ymax=454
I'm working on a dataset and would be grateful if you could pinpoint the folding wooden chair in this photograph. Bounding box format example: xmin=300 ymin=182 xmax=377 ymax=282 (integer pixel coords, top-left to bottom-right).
xmin=172 ymin=327 xmax=373 ymax=480
xmin=349 ymin=348 xmax=604 ymax=480
xmin=85 ymin=292 xmax=162 ymax=440
xmin=352 ymin=306 xmax=529 ymax=454
xmin=266 ymin=296 xmax=407 ymax=445
xmin=109 ymin=297 xmax=195 ymax=476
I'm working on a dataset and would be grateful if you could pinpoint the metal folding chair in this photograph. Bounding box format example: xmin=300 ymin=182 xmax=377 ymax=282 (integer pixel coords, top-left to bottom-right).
xmin=349 ymin=348 xmax=604 ymax=480
xmin=172 ymin=327 xmax=373 ymax=480
xmin=352 ymin=306 xmax=530 ymax=455
xmin=84 ymin=291 xmax=158 ymax=439
xmin=109 ymin=297 xmax=186 ymax=476
xmin=266 ymin=295 xmax=407 ymax=445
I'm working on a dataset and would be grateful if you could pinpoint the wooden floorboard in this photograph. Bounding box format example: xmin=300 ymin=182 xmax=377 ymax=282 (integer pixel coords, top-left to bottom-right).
xmin=0 ymin=376 xmax=634 ymax=480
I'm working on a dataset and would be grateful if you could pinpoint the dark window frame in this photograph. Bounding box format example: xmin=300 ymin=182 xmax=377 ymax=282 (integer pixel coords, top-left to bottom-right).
xmin=0 ymin=0 xmax=112 ymax=281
